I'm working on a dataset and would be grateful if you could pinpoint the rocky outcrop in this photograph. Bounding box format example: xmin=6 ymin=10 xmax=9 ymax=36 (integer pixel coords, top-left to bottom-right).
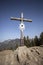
xmin=0 ymin=46 xmax=43 ymax=65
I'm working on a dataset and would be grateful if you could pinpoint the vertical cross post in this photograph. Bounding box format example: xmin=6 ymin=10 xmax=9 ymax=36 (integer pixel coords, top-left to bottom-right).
xmin=20 ymin=13 xmax=24 ymax=46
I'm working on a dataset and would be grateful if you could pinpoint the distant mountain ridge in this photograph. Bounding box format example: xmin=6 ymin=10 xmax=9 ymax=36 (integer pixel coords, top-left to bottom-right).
xmin=0 ymin=39 xmax=20 ymax=51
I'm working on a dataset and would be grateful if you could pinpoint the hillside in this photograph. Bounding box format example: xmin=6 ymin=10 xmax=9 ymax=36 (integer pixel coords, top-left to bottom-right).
xmin=0 ymin=39 xmax=20 ymax=50
xmin=0 ymin=46 xmax=43 ymax=65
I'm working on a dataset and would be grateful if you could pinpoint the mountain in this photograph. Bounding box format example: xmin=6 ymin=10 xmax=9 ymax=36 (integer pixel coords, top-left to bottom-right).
xmin=0 ymin=39 xmax=20 ymax=51
xmin=0 ymin=46 xmax=43 ymax=65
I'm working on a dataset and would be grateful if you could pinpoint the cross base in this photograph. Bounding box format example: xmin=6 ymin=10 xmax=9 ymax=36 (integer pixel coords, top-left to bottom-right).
xmin=20 ymin=39 xmax=24 ymax=46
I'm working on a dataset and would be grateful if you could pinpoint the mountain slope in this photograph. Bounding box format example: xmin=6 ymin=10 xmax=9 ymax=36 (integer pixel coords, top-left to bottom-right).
xmin=0 ymin=39 xmax=20 ymax=51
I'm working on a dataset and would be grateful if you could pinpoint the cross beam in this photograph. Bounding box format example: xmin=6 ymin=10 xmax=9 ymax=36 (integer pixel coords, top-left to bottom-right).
xmin=10 ymin=17 xmax=32 ymax=22
xmin=10 ymin=13 xmax=32 ymax=46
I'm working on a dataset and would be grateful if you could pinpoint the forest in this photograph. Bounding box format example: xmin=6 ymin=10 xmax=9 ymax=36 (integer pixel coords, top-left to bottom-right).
xmin=24 ymin=32 xmax=43 ymax=47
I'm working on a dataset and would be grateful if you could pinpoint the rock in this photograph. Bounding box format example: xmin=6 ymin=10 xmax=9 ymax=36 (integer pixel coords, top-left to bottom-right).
xmin=0 ymin=46 xmax=43 ymax=65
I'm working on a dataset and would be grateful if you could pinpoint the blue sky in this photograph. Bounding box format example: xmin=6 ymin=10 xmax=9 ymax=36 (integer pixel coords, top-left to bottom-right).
xmin=0 ymin=0 xmax=43 ymax=42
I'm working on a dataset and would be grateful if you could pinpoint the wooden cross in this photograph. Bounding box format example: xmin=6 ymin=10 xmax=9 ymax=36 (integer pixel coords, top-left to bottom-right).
xmin=10 ymin=13 xmax=32 ymax=46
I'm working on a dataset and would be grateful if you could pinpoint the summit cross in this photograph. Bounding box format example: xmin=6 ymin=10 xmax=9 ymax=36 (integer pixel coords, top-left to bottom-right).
xmin=10 ymin=13 xmax=32 ymax=46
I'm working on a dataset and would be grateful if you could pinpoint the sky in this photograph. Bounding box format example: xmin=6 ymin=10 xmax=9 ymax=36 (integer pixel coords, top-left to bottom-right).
xmin=0 ymin=0 xmax=43 ymax=42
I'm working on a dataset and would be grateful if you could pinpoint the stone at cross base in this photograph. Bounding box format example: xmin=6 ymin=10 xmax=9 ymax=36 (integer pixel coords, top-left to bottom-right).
xmin=0 ymin=46 xmax=43 ymax=65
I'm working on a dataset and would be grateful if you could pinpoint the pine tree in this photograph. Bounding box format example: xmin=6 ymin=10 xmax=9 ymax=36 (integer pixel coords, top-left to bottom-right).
xmin=34 ymin=36 xmax=39 ymax=46
xmin=39 ymin=32 xmax=43 ymax=45
xmin=24 ymin=36 xmax=30 ymax=47
xmin=26 ymin=36 xmax=30 ymax=47
xmin=24 ymin=36 xmax=27 ymax=46
xmin=30 ymin=39 xmax=35 ymax=47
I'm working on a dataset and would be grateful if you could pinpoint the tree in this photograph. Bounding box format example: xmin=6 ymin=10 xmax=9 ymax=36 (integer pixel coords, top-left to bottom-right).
xmin=30 ymin=39 xmax=35 ymax=47
xmin=39 ymin=32 xmax=43 ymax=45
xmin=26 ymin=36 xmax=30 ymax=47
xmin=34 ymin=36 xmax=39 ymax=46
xmin=24 ymin=36 xmax=30 ymax=47
xmin=15 ymin=44 xmax=18 ymax=50
xmin=24 ymin=36 xmax=27 ymax=46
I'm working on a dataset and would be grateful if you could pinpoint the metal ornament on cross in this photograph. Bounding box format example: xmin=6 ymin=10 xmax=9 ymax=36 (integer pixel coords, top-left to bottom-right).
xmin=19 ymin=13 xmax=25 ymax=32
xmin=10 ymin=12 xmax=32 ymax=46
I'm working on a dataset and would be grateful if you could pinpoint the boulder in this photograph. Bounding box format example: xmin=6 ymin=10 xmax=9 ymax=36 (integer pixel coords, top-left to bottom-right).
xmin=0 ymin=46 xmax=43 ymax=65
